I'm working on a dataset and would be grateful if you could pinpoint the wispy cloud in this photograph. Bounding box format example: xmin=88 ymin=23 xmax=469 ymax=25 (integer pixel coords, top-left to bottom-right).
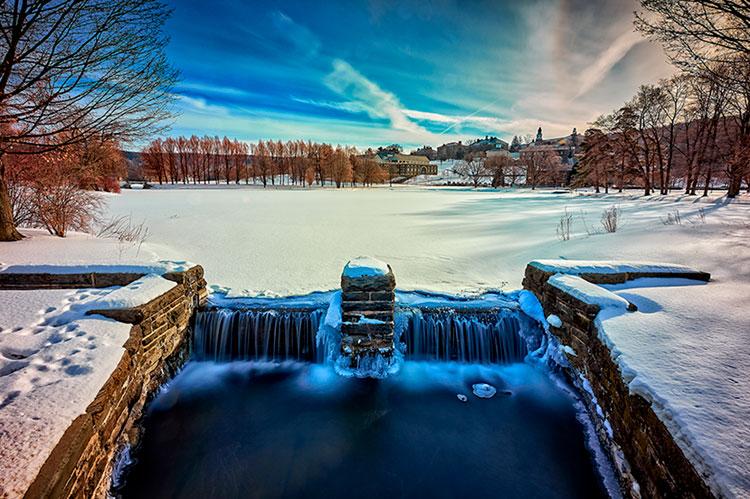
xmin=323 ymin=59 xmax=433 ymax=141
xmin=575 ymin=29 xmax=644 ymax=97
xmin=270 ymin=10 xmax=321 ymax=57
xmin=163 ymin=0 xmax=676 ymax=148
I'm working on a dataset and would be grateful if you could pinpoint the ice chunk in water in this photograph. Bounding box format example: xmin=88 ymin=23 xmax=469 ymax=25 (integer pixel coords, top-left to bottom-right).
xmin=457 ymin=394 xmax=468 ymax=402
xmin=547 ymin=314 xmax=562 ymax=328
xmin=472 ymin=383 xmax=497 ymax=399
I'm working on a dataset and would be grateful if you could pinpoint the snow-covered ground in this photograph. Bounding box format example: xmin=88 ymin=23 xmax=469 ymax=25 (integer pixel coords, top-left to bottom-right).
xmin=2 ymin=186 xmax=748 ymax=297
xmin=84 ymin=186 xmax=749 ymax=298
xmin=1 ymin=185 xmax=748 ymax=495
xmin=0 ymin=276 xmax=176 ymax=497
xmin=594 ymin=278 xmax=750 ymax=498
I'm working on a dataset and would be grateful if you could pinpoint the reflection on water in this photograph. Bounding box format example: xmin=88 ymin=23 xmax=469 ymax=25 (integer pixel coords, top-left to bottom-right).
xmin=120 ymin=361 xmax=608 ymax=499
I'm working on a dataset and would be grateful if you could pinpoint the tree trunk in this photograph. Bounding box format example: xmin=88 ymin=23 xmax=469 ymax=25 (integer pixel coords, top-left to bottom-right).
xmin=0 ymin=158 xmax=24 ymax=241
xmin=727 ymin=174 xmax=742 ymax=198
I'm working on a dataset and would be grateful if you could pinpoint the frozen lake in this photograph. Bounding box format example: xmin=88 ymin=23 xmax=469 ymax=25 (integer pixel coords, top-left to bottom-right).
xmin=104 ymin=186 xmax=749 ymax=297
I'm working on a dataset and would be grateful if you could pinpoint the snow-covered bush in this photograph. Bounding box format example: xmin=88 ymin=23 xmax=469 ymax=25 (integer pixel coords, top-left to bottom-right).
xmin=661 ymin=209 xmax=682 ymax=225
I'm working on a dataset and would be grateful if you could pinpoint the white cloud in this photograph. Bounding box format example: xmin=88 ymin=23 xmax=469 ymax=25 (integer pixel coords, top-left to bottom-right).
xmin=323 ymin=59 xmax=434 ymax=142
xmin=575 ymin=29 xmax=644 ymax=97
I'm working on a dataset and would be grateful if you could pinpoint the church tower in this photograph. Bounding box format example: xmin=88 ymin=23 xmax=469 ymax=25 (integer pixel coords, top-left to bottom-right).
xmin=535 ymin=127 xmax=543 ymax=143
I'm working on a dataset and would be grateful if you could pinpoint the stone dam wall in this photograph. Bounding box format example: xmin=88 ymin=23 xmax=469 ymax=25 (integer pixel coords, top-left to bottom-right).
xmin=16 ymin=266 xmax=207 ymax=499
xmin=5 ymin=259 xmax=717 ymax=498
xmin=522 ymin=264 xmax=713 ymax=499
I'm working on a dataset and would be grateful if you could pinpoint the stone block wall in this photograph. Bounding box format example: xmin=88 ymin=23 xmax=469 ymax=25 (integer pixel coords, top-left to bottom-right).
xmin=340 ymin=265 xmax=396 ymax=358
xmin=523 ymin=264 xmax=713 ymax=499
xmin=22 ymin=266 xmax=207 ymax=499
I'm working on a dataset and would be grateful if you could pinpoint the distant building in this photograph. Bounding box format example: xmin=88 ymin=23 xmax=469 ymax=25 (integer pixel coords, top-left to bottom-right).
xmin=519 ymin=127 xmax=583 ymax=185
xmin=412 ymin=146 xmax=437 ymax=160
xmin=486 ymin=149 xmax=511 ymax=159
xmin=468 ymin=136 xmax=509 ymax=152
xmin=436 ymin=136 xmax=509 ymax=160
xmin=523 ymin=127 xmax=581 ymax=167
xmin=374 ymin=151 xmax=437 ymax=176
xmin=437 ymin=141 xmax=468 ymax=160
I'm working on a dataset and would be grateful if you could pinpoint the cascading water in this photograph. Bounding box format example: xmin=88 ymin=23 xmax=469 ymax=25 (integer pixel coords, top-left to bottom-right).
xmin=192 ymin=303 xmax=538 ymax=367
xmin=193 ymin=308 xmax=325 ymax=362
xmin=401 ymin=309 xmax=530 ymax=363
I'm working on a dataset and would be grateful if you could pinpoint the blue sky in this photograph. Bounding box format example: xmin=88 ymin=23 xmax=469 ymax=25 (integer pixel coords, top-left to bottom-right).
xmin=163 ymin=0 xmax=674 ymax=150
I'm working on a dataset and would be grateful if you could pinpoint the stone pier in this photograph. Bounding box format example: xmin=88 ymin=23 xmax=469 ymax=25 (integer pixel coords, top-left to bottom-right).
xmin=340 ymin=257 xmax=396 ymax=360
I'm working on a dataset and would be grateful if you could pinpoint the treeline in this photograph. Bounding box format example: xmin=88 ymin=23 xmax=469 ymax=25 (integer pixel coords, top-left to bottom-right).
xmin=141 ymin=137 xmax=389 ymax=188
xmin=576 ymin=1 xmax=750 ymax=198
xmin=576 ymin=71 xmax=750 ymax=197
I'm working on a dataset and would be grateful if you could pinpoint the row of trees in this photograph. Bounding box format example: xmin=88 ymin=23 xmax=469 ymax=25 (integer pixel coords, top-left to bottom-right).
xmin=452 ymin=150 xmax=566 ymax=189
xmin=576 ymin=1 xmax=750 ymax=197
xmin=576 ymin=68 xmax=750 ymax=196
xmin=140 ymin=137 xmax=390 ymax=188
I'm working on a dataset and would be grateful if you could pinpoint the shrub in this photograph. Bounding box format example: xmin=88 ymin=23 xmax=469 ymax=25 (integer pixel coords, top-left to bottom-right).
xmin=96 ymin=215 xmax=150 ymax=256
xmin=557 ymin=208 xmax=573 ymax=241
xmin=33 ymin=181 xmax=102 ymax=237
xmin=661 ymin=209 xmax=682 ymax=225
xmin=7 ymin=180 xmax=35 ymax=227
xmin=601 ymin=205 xmax=621 ymax=233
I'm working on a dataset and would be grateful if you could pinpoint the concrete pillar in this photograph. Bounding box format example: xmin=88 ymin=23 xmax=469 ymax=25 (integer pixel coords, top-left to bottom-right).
xmin=340 ymin=257 xmax=396 ymax=360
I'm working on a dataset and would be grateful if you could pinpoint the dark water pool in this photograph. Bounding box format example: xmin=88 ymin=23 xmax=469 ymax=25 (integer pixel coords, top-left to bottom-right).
xmin=120 ymin=361 xmax=609 ymax=499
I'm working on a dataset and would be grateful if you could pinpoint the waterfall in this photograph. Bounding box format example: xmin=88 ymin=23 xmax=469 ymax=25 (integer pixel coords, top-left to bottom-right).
xmin=401 ymin=310 xmax=528 ymax=364
xmin=193 ymin=308 xmax=325 ymax=362
xmin=193 ymin=306 xmax=533 ymax=366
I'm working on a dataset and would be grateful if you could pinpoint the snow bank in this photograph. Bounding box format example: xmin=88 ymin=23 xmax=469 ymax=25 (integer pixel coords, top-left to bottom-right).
xmin=548 ymin=274 xmax=631 ymax=310
xmin=89 ymin=274 xmax=176 ymax=310
xmin=0 ymin=289 xmax=131 ymax=497
xmin=0 ymin=275 xmax=181 ymax=496
xmin=530 ymin=259 xmax=701 ymax=276
xmin=342 ymin=256 xmax=389 ymax=278
xmin=0 ymin=261 xmax=191 ymax=275
xmin=593 ymin=279 xmax=750 ymax=498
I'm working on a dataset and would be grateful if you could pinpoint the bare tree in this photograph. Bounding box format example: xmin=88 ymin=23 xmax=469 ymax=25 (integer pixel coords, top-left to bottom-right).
xmin=576 ymin=126 xmax=615 ymax=193
xmin=0 ymin=0 xmax=177 ymax=240
xmin=455 ymin=152 xmax=487 ymax=188
xmin=520 ymin=148 xmax=562 ymax=189
xmin=636 ymin=1 xmax=750 ymax=73
xmin=485 ymin=154 xmax=514 ymax=188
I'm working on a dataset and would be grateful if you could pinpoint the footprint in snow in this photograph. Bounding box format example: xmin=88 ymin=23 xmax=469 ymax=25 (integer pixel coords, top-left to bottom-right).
xmin=64 ymin=364 xmax=92 ymax=376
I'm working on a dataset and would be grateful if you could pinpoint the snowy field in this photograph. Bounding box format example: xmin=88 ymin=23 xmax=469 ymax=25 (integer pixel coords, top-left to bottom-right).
xmin=91 ymin=186 xmax=750 ymax=297
xmin=1 ymin=185 xmax=749 ymax=496
xmin=2 ymin=186 xmax=748 ymax=296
